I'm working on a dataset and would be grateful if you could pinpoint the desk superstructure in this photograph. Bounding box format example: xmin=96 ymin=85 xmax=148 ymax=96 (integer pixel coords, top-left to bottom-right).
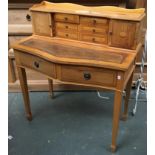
xmin=12 ymin=1 xmax=145 ymax=152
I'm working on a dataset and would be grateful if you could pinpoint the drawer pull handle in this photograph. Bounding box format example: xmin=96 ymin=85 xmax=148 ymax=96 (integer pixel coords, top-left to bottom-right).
xmin=65 ymin=34 xmax=69 ymax=37
xmin=93 ymin=19 xmax=96 ymax=24
xmin=109 ymin=31 xmax=113 ymax=35
xmin=64 ymin=17 xmax=68 ymax=21
xmin=65 ymin=25 xmax=68 ymax=29
xmin=34 ymin=61 xmax=39 ymax=68
xmin=26 ymin=14 xmax=31 ymax=21
xmin=92 ymin=38 xmax=95 ymax=42
xmin=83 ymin=72 xmax=91 ymax=80
xmin=92 ymin=29 xmax=96 ymax=33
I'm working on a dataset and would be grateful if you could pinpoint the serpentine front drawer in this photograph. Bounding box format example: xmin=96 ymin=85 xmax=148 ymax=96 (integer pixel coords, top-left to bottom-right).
xmin=15 ymin=51 xmax=56 ymax=78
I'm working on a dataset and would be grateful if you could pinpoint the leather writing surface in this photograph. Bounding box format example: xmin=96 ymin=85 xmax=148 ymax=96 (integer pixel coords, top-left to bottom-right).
xmin=20 ymin=38 xmax=127 ymax=64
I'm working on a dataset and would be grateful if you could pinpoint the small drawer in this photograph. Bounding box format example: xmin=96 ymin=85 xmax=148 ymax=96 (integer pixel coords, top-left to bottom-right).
xmin=15 ymin=52 xmax=56 ymax=78
xmin=56 ymin=31 xmax=78 ymax=40
xmin=54 ymin=13 xmax=79 ymax=23
xmin=80 ymin=16 xmax=108 ymax=27
xmin=80 ymin=34 xmax=107 ymax=44
xmin=60 ymin=65 xmax=116 ymax=87
xmin=55 ymin=22 xmax=78 ymax=32
xmin=80 ymin=26 xmax=108 ymax=35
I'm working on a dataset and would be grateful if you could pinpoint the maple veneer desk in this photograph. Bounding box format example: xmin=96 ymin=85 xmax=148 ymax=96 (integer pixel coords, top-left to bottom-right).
xmin=12 ymin=1 xmax=145 ymax=152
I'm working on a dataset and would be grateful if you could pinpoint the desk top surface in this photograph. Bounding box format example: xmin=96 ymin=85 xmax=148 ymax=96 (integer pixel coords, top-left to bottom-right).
xmin=12 ymin=35 xmax=136 ymax=71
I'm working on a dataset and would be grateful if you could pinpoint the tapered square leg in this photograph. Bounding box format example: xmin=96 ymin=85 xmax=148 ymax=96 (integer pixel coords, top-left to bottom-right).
xmin=48 ymin=78 xmax=54 ymax=98
xmin=121 ymin=73 xmax=133 ymax=121
xmin=17 ymin=67 xmax=32 ymax=121
xmin=110 ymin=90 xmax=122 ymax=152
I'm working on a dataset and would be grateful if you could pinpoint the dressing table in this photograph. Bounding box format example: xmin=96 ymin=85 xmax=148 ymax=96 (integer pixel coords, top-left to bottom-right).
xmin=12 ymin=1 xmax=145 ymax=152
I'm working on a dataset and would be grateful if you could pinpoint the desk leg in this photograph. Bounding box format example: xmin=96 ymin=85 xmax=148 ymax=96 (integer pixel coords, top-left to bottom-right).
xmin=48 ymin=79 xmax=54 ymax=98
xmin=17 ymin=67 xmax=32 ymax=121
xmin=121 ymin=73 xmax=133 ymax=121
xmin=111 ymin=90 xmax=122 ymax=152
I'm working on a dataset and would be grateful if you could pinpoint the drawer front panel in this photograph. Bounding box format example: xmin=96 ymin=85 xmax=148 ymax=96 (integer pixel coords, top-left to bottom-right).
xmin=80 ymin=16 xmax=108 ymax=27
xmin=80 ymin=34 xmax=107 ymax=44
xmin=55 ymin=22 xmax=78 ymax=32
xmin=56 ymin=31 xmax=78 ymax=40
xmin=61 ymin=65 xmax=116 ymax=87
xmin=80 ymin=26 xmax=108 ymax=35
xmin=15 ymin=52 xmax=56 ymax=78
xmin=54 ymin=13 xmax=79 ymax=23
xmin=9 ymin=9 xmax=32 ymax=24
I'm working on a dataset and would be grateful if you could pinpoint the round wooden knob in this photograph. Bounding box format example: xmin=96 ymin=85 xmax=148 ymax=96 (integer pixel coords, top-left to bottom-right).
xmin=92 ymin=29 xmax=96 ymax=33
xmin=64 ymin=17 xmax=68 ymax=21
xmin=109 ymin=31 xmax=113 ymax=35
xmin=65 ymin=34 xmax=69 ymax=37
xmin=93 ymin=19 xmax=96 ymax=24
xmin=65 ymin=25 xmax=68 ymax=29
xmin=92 ymin=38 xmax=95 ymax=42
xmin=84 ymin=72 xmax=91 ymax=80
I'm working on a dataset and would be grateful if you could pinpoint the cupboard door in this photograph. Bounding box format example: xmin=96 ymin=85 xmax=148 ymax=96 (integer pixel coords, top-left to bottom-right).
xmin=31 ymin=11 xmax=52 ymax=36
xmin=109 ymin=20 xmax=137 ymax=49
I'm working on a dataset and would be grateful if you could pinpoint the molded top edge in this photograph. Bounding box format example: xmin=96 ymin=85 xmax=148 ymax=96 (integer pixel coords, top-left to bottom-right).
xmin=30 ymin=1 xmax=145 ymax=21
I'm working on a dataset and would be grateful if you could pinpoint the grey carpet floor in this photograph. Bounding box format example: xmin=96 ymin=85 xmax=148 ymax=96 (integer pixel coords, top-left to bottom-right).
xmin=8 ymin=90 xmax=147 ymax=155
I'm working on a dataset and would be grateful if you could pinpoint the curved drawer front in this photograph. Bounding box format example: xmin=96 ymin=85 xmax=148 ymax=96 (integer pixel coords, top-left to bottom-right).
xmin=60 ymin=65 xmax=117 ymax=87
xmin=15 ymin=51 xmax=56 ymax=78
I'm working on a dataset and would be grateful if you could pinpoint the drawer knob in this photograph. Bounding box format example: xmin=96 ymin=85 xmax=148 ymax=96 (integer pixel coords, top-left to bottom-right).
xmin=34 ymin=61 xmax=39 ymax=68
xmin=65 ymin=25 xmax=68 ymax=29
xmin=65 ymin=34 xmax=69 ymax=37
xmin=109 ymin=31 xmax=113 ymax=35
xmin=92 ymin=29 xmax=96 ymax=33
xmin=83 ymin=72 xmax=91 ymax=80
xmin=64 ymin=17 xmax=68 ymax=21
xmin=26 ymin=14 xmax=31 ymax=21
xmin=93 ymin=19 xmax=96 ymax=24
xmin=92 ymin=38 xmax=95 ymax=42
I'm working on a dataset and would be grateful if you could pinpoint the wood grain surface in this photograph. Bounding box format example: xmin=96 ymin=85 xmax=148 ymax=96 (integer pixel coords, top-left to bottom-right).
xmin=12 ymin=35 xmax=136 ymax=71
